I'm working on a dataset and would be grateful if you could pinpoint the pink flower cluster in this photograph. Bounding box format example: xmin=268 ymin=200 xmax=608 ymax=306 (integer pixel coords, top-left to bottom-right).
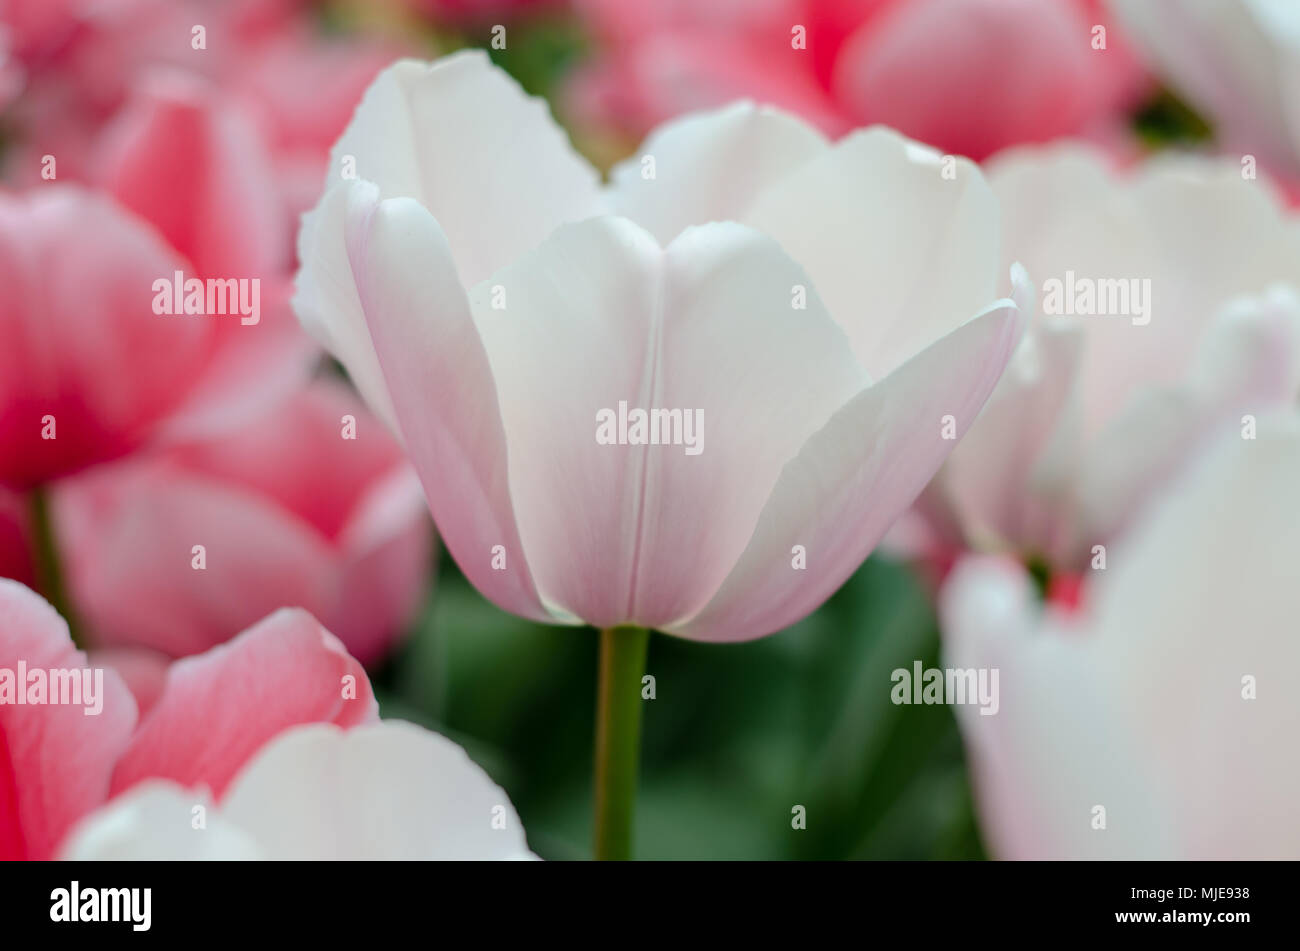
xmin=566 ymin=0 xmax=1149 ymax=160
xmin=0 ymin=0 xmax=443 ymax=856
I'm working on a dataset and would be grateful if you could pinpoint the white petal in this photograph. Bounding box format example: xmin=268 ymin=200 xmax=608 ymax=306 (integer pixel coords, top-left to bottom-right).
xmin=59 ymin=783 xmax=263 ymax=860
xmin=295 ymin=182 xmax=399 ymax=427
xmin=989 ymin=144 xmax=1300 ymax=440
xmin=347 ymin=189 xmax=552 ymax=622
xmin=606 ymin=101 xmax=828 ymax=245
xmin=944 ymin=414 xmax=1300 ymax=858
xmin=326 ymin=51 xmax=603 ymax=285
xmin=221 ymin=722 xmax=534 ymax=860
xmin=1083 ymin=414 xmax=1300 ymax=858
xmin=675 ymin=276 xmax=1026 ymax=642
xmin=1072 ymin=286 xmax=1300 ymax=560
xmin=471 ymin=216 xmax=867 ymax=629
xmin=939 ymin=557 xmax=1167 ymax=859
xmin=294 ymin=52 xmax=604 ymax=426
xmin=929 ymin=266 xmax=1086 ymax=556
xmin=742 ymin=127 xmax=1001 ymax=378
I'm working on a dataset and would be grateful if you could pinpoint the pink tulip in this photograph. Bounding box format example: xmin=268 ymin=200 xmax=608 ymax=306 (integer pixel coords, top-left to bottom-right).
xmin=53 ymin=379 xmax=433 ymax=665
xmin=87 ymin=646 xmax=168 ymax=718
xmin=940 ymin=414 xmax=1300 ymax=858
xmin=295 ymin=52 xmax=1027 ymax=641
xmin=0 ymin=0 xmax=229 ymax=186
xmin=0 ymin=578 xmax=376 ymax=860
xmin=567 ymin=0 xmax=1148 ymax=159
xmin=227 ymin=24 xmax=409 ymax=221
xmin=0 ymin=0 xmax=406 ymax=203
xmin=94 ymin=71 xmax=317 ymax=441
xmin=910 ymin=145 xmax=1300 ymax=575
xmin=0 ymin=71 xmax=318 ymax=489
xmin=0 ymin=187 xmax=211 ymax=488
xmin=832 ymin=0 xmax=1149 ymax=159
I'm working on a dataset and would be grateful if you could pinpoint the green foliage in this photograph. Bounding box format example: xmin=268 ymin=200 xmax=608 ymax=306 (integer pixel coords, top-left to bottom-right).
xmin=1133 ymin=87 xmax=1214 ymax=148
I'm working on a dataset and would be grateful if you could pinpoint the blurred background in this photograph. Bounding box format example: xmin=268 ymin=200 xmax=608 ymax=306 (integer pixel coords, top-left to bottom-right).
xmin=1 ymin=0 xmax=1289 ymax=860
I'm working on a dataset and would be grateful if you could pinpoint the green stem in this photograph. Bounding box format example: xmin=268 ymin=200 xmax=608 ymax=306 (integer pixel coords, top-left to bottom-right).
xmin=593 ymin=625 xmax=650 ymax=861
xmin=28 ymin=485 xmax=82 ymax=648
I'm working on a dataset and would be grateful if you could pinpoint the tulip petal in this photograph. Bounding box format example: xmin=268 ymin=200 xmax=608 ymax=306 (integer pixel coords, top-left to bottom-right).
xmin=57 ymin=463 xmax=338 ymax=658
xmin=0 ymin=580 xmax=137 ymax=860
xmin=1082 ymin=415 xmax=1300 ymax=858
xmin=88 ymin=647 xmax=169 ymax=720
xmin=109 ymin=609 xmax=377 ymax=798
xmin=60 ymin=782 xmax=262 ymax=860
xmin=470 ymin=216 xmax=868 ymax=629
xmin=328 ymin=51 xmax=603 ymax=285
xmin=742 ymin=127 xmax=1001 ymax=378
xmin=332 ymin=465 xmax=434 ymax=666
xmin=98 ymin=69 xmax=288 ymax=279
xmin=939 ymin=556 xmax=1166 ymax=859
xmin=1074 ymin=286 xmax=1300 ymax=564
xmin=0 ymin=188 xmax=213 ymax=488
xmin=989 ymin=145 xmax=1300 ymax=439
xmin=219 ymin=722 xmax=534 ymax=860
xmin=927 ymin=274 xmax=1086 ymax=558
xmin=606 ymin=100 xmax=829 ymax=245
xmin=58 ymin=378 xmax=427 ymax=662
xmin=675 ymin=281 xmax=1025 ymax=642
xmin=831 ymin=0 xmax=1130 ymax=161
xmin=346 ymin=190 xmax=552 ymax=622
xmin=166 ymin=378 xmax=411 ymax=541
xmin=944 ymin=416 xmax=1300 ymax=859
xmin=155 ymin=276 xmax=317 ymax=444
xmin=295 ymin=51 xmax=604 ymax=424
xmin=295 ymin=183 xmax=398 ymax=427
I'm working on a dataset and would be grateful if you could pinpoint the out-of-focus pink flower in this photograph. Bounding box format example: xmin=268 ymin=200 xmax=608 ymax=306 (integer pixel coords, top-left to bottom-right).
xmin=295 ymin=53 xmax=1026 ymax=641
xmin=106 ymin=604 xmax=377 ymax=798
xmin=0 ymin=577 xmax=134 ymax=860
xmin=0 ymin=579 xmax=376 ymax=859
xmin=568 ymin=0 xmax=1149 ymax=159
xmin=96 ymin=70 xmax=289 ymax=285
xmin=1110 ymin=0 xmax=1300 ymax=189
xmin=0 ymin=25 xmax=22 ymax=110
xmin=0 ymin=73 xmax=318 ymax=489
xmin=0 ymin=187 xmax=213 ymax=488
xmin=940 ymin=414 xmax=1300 ymax=858
xmin=87 ymin=646 xmax=168 ymax=718
xmin=54 ymin=379 xmax=433 ymax=666
xmin=574 ymin=33 xmax=851 ymax=140
xmin=227 ymin=25 xmax=409 ymax=220
xmin=0 ymin=0 xmax=226 ymax=184
xmin=908 ymin=145 xmax=1300 ymax=575
xmin=92 ymin=70 xmax=317 ymax=440
xmin=61 ymin=721 xmax=537 ymax=859
xmin=0 ymin=0 xmax=407 ymax=204
xmin=0 ymin=487 xmax=33 ymax=585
